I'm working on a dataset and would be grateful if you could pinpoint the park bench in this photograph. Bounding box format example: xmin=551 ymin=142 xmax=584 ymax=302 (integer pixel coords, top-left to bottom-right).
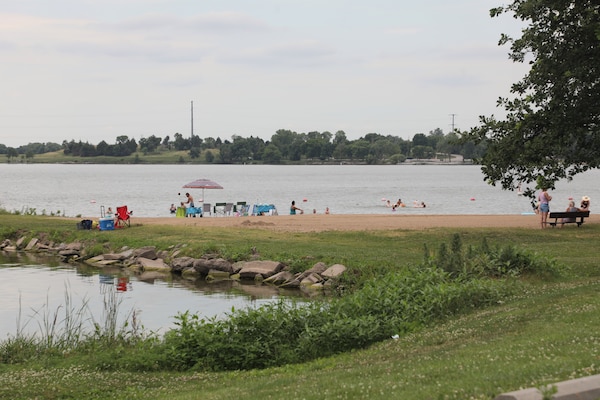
xmin=546 ymin=210 xmax=590 ymax=227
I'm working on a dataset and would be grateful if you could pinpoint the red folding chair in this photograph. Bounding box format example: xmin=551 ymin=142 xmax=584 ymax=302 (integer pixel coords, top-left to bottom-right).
xmin=115 ymin=205 xmax=132 ymax=228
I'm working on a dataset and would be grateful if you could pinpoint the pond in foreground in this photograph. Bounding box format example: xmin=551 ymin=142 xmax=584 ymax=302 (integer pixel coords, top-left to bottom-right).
xmin=0 ymin=251 xmax=305 ymax=339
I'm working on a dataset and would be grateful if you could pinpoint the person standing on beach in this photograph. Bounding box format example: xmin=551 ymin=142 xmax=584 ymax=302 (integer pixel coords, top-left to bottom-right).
xmin=538 ymin=187 xmax=552 ymax=228
xmin=290 ymin=200 xmax=303 ymax=215
xmin=185 ymin=193 xmax=195 ymax=208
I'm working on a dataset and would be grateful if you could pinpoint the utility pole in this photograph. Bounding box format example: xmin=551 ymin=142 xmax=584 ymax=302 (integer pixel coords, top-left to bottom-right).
xmin=191 ymin=101 xmax=194 ymax=138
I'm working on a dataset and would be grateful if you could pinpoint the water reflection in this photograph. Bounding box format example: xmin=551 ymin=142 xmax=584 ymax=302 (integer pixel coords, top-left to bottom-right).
xmin=98 ymin=273 xmax=132 ymax=293
xmin=0 ymin=251 xmax=306 ymax=339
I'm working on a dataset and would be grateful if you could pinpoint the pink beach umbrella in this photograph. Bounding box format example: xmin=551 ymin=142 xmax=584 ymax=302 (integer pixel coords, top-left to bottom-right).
xmin=182 ymin=178 xmax=224 ymax=205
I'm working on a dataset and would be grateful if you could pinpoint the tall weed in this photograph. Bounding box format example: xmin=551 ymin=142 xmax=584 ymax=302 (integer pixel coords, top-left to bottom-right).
xmin=430 ymin=233 xmax=565 ymax=278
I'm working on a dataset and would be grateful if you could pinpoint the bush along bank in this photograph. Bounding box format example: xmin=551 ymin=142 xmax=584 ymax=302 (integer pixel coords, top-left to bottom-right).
xmin=0 ymin=232 xmax=564 ymax=372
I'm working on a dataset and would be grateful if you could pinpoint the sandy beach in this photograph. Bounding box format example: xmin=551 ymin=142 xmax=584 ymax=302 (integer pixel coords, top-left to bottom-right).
xmin=126 ymin=213 xmax=599 ymax=233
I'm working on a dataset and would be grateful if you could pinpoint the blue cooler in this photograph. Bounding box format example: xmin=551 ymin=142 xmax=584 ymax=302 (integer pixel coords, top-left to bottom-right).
xmin=99 ymin=217 xmax=115 ymax=231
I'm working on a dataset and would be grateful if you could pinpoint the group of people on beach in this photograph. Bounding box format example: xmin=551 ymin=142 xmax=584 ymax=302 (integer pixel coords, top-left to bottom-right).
xmin=170 ymin=193 xmax=195 ymax=215
xmin=536 ymin=187 xmax=591 ymax=228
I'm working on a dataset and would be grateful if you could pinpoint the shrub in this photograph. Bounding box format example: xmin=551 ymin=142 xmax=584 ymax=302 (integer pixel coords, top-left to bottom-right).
xmin=430 ymin=233 xmax=565 ymax=278
xmin=159 ymin=266 xmax=511 ymax=372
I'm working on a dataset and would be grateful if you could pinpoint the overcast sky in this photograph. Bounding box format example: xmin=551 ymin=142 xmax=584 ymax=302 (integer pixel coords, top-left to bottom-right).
xmin=0 ymin=0 xmax=527 ymax=147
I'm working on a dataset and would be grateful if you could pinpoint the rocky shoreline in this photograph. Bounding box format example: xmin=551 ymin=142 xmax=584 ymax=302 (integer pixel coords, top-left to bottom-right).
xmin=0 ymin=235 xmax=347 ymax=293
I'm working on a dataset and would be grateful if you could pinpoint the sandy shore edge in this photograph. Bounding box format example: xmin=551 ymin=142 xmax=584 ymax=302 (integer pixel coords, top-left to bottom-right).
xmin=81 ymin=213 xmax=599 ymax=233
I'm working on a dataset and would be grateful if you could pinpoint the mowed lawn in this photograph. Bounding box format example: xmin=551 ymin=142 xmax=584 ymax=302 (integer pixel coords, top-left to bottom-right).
xmin=0 ymin=214 xmax=599 ymax=400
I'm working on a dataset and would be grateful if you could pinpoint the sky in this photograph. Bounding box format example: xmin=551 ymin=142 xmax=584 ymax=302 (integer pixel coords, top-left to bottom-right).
xmin=0 ymin=0 xmax=527 ymax=147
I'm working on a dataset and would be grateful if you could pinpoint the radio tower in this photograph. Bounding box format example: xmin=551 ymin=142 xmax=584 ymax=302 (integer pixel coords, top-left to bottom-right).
xmin=449 ymin=113 xmax=457 ymax=132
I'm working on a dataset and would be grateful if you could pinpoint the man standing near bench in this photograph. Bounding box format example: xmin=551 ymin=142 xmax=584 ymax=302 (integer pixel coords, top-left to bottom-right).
xmin=538 ymin=186 xmax=552 ymax=229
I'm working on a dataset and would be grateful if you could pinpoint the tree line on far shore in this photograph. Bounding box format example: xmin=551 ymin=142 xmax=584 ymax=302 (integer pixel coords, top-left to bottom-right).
xmin=0 ymin=128 xmax=485 ymax=164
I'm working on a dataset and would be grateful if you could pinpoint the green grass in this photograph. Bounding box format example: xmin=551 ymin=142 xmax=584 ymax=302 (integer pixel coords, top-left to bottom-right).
xmin=1 ymin=215 xmax=600 ymax=399
xmin=26 ymin=149 xmax=214 ymax=164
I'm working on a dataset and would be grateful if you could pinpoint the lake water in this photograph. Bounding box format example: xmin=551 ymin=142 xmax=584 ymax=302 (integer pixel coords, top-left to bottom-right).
xmin=0 ymin=163 xmax=598 ymax=217
xmin=0 ymin=252 xmax=300 ymax=339
xmin=1 ymin=163 xmax=598 ymax=339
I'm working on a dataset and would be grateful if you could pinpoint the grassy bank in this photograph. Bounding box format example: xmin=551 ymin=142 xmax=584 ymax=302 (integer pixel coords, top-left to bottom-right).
xmin=1 ymin=215 xmax=599 ymax=399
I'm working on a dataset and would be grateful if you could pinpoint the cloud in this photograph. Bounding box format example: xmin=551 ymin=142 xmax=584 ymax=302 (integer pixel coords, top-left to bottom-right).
xmin=0 ymin=11 xmax=271 ymax=64
xmin=385 ymin=27 xmax=421 ymax=36
xmin=115 ymin=12 xmax=271 ymax=34
xmin=222 ymin=40 xmax=337 ymax=68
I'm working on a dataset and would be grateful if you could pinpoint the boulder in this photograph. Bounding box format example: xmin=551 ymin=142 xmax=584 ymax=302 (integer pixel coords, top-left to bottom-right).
xmin=137 ymin=257 xmax=171 ymax=272
xmin=238 ymin=260 xmax=283 ymax=280
xmin=181 ymin=268 xmax=198 ymax=279
xmin=171 ymin=257 xmax=196 ymax=273
xmin=85 ymin=255 xmax=124 ymax=268
xmin=25 ymin=238 xmax=38 ymax=251
xmin=300 ymin=273 xmax=323 ymax=286
xmin=102 ymin=253 xmax=126 ymax=261
xmin=138 ymin=271 xmax=169 ymax=282
xmin=58 ymin=248 xmax=80 ymax=258
xmin=64 ymin=242 xmax=83 ymax=251
xmin=206 ymin=269 xmax=231 ymax=280
xmin=297 ymin=262 xmax=328 ymax=281
xmin=264 ymin=270 xmax=295 ymax=285
xmin=322 ymin=263 xmax=346 ymax=279
xmin=15 ymin=237 xmax=25 ymax=249
xmin=193 ymin=257 xmax=233 ymax=275
xmin=279 ymin=278 xmax=301 ymax=288
xmin=133 ymin=246 xmax=157 ymax=260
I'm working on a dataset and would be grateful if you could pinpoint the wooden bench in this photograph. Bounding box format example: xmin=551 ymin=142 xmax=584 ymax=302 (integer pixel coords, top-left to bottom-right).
xmin=546 ymin=211 xmax=590 ymax=227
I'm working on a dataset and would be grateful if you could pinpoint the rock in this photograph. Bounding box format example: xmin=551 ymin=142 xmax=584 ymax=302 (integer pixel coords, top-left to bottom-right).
xmin=64 ymin=242 xmax=83 ymax=251
xmin=206 ymin=269 xmax=231 ymax=280
xmin=322 ymin=263 xmax=346 ymax=279
xmin=15 ymin=237 xmax=25 ymax=249
xmin=309 ymin=262 xmax=328 ymax=274
xmin=301 ymin=273 xmax=323 ymax=286
xmin=85 ymin=255 xmax=123 ymax=267
xmin=280 ymin=279 xmax=301 ymax=288
xmin=102 ymin=253 xmax=126 ymax=261
xmin=264 ymin=271 xmax=295 ymax=285
xmin=118 ymin=249 xmax=135 ymax=259
xmin=25 ymin=238 xmax=38 ymax=251
xmin=134 ymin=246 xmax=157 ymax=260
xmin=171 ymin=257 xmax=196 ymax=273
xmin=137 ymin=257 xmax=171 ymax=272
xmin=59 ymin=248 xmax=80 ymax=257
xmin=181 ymin=268 xmax=198 ymax=279
xmin=138 ymin=271 xmax=169 ymax=282
xmin=193 ymin=257 xmax=233 ymax=275
xmin=238 ymin=260 xmax=284 ymax=280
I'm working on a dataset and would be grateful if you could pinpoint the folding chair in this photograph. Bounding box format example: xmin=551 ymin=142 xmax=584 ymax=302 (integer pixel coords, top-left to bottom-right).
xmin=235 ymin=201 xmax=246 ymax=214
xmin=224 ymin=203 xmax=233 ymax=216
xmin=214 ymin=202 xmax=227 ymax=216
xmin=202 ymin=203 xmax=212 ymax=216
xmin=115 ymin=205 xmax=132 ymax=228
xmin=239 ymin=204 xmax=250 ymax=216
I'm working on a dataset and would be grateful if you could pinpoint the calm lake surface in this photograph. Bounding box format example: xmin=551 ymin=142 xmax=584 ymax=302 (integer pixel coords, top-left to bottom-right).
xmin=0 ymin=252 xmax=299 ymax=339
xmin=1 ymin=163 xmax=598 ymax=216
xmin=1 ymin=164 xmax=598 ymax=339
